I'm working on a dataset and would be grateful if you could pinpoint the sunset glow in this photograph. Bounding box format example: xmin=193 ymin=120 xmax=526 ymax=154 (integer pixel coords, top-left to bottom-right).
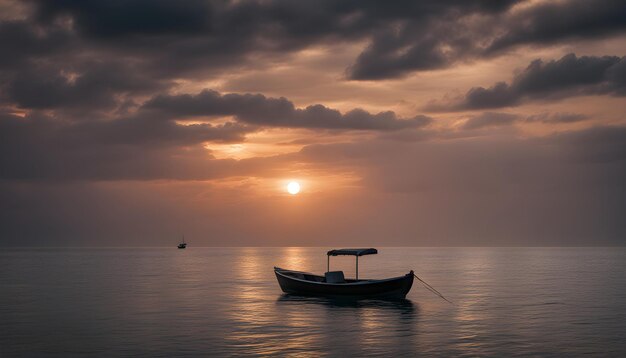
xmin=287 ymin=181 xmax=301 ymax=195
xmin=0 ymin=0 xmax=625 ymax=247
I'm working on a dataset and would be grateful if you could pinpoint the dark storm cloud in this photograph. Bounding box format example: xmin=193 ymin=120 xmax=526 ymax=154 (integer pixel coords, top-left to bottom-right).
xmin=1 ymin=0 xmax=622 ymax=85
xmin=34 ymin=0 xmax=212 ymax=38
xmin=346 ymin=0 xmax=626 ymax=79
xmin=0 ymin=111 xmax=254 ymax=181
xmin=143 ymin=90 xmax=432 ymax=130
xmin=345 ymin=21 xmax=454 ymax=80
xmin=22 ymin=0 xmax=524 ymax=80
xmin=0 ymin=20 xmax=72 ymax=70
xmin=348 ymin=0 xmax=626 ymax=79
xmin=31 ymin=0 xmax=518 ymax=42
xmin=343 ymin=0 xmax=520 ymax=79
xmin=5 ymin=61 xmax=170 ymax=110
xmin=434 ymin=54 xmax=626 ymax=110
xmin=27 ymin=0 xmax=519 ymax=79
xmin=3 ymin=0 xmax=622 ymax=85
xmin=487 ymin=0 xmax=626 ymax=53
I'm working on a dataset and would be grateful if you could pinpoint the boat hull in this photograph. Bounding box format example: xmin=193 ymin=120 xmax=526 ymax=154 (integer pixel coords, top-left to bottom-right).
xmin=274 ymin=267 xmax=414 ymax=299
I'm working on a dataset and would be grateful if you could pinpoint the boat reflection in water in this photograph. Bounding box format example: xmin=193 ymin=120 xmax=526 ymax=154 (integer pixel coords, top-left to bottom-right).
xmin=275 ymin=295 xmax=420 ymax=356
xmin=276 ymin=294 xmax=417 ymax=312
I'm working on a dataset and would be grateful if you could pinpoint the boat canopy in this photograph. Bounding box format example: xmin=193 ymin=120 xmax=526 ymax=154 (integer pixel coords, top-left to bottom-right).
xmin=327 ymin=248 xmax=378 ymax=256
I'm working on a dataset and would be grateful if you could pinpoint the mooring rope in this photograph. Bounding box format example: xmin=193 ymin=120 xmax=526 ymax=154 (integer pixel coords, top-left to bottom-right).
xmin=413 ymin=272 xmax=453 ymax=304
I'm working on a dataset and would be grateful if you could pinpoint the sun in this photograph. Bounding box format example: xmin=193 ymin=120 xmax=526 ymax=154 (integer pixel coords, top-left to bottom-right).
xmin=287 ymin=181 xmax=301 ymax=195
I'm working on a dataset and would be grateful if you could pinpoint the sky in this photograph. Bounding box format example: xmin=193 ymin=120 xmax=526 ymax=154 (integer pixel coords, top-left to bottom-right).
xmin=1 ymin=0 xmax=625 ymax=247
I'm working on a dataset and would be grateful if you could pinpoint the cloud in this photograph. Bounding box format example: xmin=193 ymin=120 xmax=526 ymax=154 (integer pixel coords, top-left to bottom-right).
xmin=346 ymin=0 xmax=626 ymax=79
xmin=462 ymin=111 xmax=591 ymax=130
xmin=2 ymin=0 xmax=624 ymax=85
xmin=143 ymin=89 xmax=432 ymax=130
xmin=486 ymin=0 xmax=626 ymax=53
xmin=0 ymin=84 xmax=435 ymax=182
xmin=34 ymin=0 xmax=212 ymax=38
xmin=462 ymin=112 xmax=519 ymax=130
xmin=0 ymin=20 xmax=72 ymax=70
xmin=432 ymin=54 xmax=626 ymax=110
xmin=0 ymin=111 xmax=255 ymax=181
xmin=0 ymin=77 xmax=439 ymax=183
xmin=6 ymin=61 xmax=170 ymax=110
xmin=525 ymin=112 xmax=589 ymax=124
xmin=344 ymin=2 xmax=519 ymax=80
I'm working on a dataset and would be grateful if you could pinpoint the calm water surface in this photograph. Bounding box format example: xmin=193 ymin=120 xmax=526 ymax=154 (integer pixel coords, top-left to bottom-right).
xmin=1 ymin=247 xmax=626 ymax=357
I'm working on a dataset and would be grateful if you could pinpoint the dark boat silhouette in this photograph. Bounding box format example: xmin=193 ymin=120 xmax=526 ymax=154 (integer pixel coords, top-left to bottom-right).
xmin=274 ymin=248 xmax=414 ymax=299
xmin=177 ymin=235 xmax=187 ymax=249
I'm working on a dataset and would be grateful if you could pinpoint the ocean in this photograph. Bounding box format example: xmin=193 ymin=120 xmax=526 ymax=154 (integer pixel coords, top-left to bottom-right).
xmin=1 ymin=247 xmax=625 ymax=357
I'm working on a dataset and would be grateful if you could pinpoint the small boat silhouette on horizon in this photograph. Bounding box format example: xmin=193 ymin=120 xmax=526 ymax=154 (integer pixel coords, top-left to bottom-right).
xmin=177 ymin=235 xmax=187 ymax=249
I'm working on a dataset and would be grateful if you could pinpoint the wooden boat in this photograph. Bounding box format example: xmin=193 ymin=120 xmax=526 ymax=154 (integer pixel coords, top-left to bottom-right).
xmin=274 ymin=248 xmax=414 ymax=299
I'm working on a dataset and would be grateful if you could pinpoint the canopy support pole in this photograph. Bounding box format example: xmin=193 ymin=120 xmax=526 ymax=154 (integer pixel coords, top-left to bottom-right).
xmin=356 ymin=256 xmax=359 ymax=280
xmin=327 ymin=255 xmax=330 ymax=273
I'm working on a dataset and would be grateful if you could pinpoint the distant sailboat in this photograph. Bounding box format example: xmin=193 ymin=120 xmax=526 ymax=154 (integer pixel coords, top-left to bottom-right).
xmin=177 ymin=235 xmax=187 ymax=249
